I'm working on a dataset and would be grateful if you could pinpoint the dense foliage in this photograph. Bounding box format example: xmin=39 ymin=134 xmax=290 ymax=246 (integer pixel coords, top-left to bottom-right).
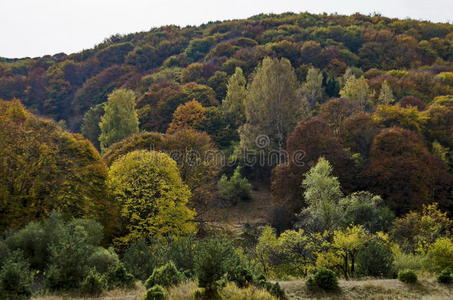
xmin=1 ymin=11 xmax=453 ymax=298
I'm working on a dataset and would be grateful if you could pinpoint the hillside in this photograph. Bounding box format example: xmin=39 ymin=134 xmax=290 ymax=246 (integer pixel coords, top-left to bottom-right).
xmin=1 ymin=11 xmax=453 ymax=300
xmin=0 ymin=12 xmax=452 ymax=132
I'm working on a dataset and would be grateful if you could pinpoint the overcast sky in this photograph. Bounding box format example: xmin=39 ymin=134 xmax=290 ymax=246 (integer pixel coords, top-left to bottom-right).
xmin=1 ymin=0 xmax=452 ymax=59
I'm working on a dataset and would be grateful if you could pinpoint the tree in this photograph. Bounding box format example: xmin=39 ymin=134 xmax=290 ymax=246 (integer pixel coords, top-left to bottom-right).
xmin=319 ymin=98 xmax=359 ymax=135
xmin=373 ymin=105 xmax=427 ymax=133
xmin=239 ymin=57 xmax=302 ymax=168
xmin=377 ymin=80 xmax=395 ymax=105
xmin=332 ymin=225 xmax=368 ymax=279
xmin=255 ymin=226 xmax=320 ymax=278
xmin=340 ymin=112 xmax=379 ymax=159
xmin=340 ymin=76 xmax=374 ymax=111
xmin=107 ymin=150 xmax=196 ymax=245
xmin=99 ymin=89 xmax=139 ymax=152
xmin=0 ymin=100 xmax=110 ymax=232
xmin=339 ymin=191 xmax=394 ymax=233
xmin=391 ymin=203 xmax=452 ymax=253
xmin=167 ymin=100 xmax=206 ymax=134
xmin=272 ymin=117 xmax=353 ymax=211
xmin=222 ymin=67 xmax=247 ymax=128
xmin=360 ymin=128 xmax=452 ymax=215
xmin=399 ymin=96 xmax=425 ymax=111
xmin=301 ymin=67 xmax=325 ymax=108
xmin=299 ymin=157 xmax=344 ymax=231
xmin=81 ymin=103 xmax=105 ymax=149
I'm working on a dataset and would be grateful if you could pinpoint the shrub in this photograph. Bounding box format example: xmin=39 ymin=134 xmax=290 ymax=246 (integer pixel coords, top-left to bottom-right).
xmin=80 ymin=269 xmax=107 ymax=296
xmin=195 ymin=238 xmax=243 ymax=298
xmin=0 ymin=251 xmax=33 ymax=299
xmin=398 ymin=270 xmax=417 ymax=283
xmin=357 ymin=239 xmax=394 ymax=277
xmin=106 ymin=263 xmax=135 ymax=289
xmin=229 ymin=266 xmax=254 ymax=288
xmin=425 ymin=237 xmax=453 ymax=273
xmin=122 ymin=240 xmax=157 ymax=281
xmin=144 ymin=285 xmax=167 ymax=300
xmin=307 ymin=268 xmax=338 ymax=291
xmin=437 ymin=269 xmax=453 ymax=284
xmin=145 ymin=261 xmax=184 ymax=289
xmin=218 ymin=167 xmax=252 ymax=206
xmin=87 ymin=247 xmax=120 ymax=274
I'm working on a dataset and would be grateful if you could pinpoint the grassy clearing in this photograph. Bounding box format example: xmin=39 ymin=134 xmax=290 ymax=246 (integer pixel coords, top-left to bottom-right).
xmin=280 ymin=278 xmax=453 ymax=299
xmin=32 ymin=278 xmax=453 ymax=299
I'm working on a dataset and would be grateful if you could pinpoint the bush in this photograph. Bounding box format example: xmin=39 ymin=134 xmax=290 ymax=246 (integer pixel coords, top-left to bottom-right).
xmin=195 ymin=238 xmax=242 ymax=296
xmin=218 ymin=167 xmax=252 ymax=206
xmin=229 ymin=266 xmax=254 ymax=288
xmin=87 ymin=247 xmax=120 ymax=274
xmin=80 ymin=269 xmax=107 ymax=296
xmin=144 ymin=285 xmax=167 ymax=300
xmin=145 ymin=261 xmax=184 ymax=288
xmin=307 ymin=268 xmax=338 ymax=291
xmin=437 ymin=269 xmax=453 ymax=284
xmin=425 ymin=238 xmax=453 ymax=273
xmin=123 ymin=240 xmax=157 ymax=281
xmin=357 ymin=239 xmax=394 ymax=277
xmin=398 ymin=270 xmax=417 ymax=283
xmin=0 ymin=251 xmax=33 ymax=299
xmin=106 ymin=263 xmax=135 ymax=289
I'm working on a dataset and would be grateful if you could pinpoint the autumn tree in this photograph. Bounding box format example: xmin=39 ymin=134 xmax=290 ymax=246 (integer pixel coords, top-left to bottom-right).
xmin=391 ymin=203 xmax=452 ymax=253
xmin=167 ymin=100 xmax=206 ymax=133
xmin=99 ymin=89 xmax=139 ymax=152
xmin=0 ymin=100 xmax=110 ymax=232
xmin=107 ymin=150 xmax=196 ymax=245
xmin=239 ymin=57 xmax=302 ymax=168
xmin=301 ymin=67 xmax=325 ymax=108
xmin=360 ymin=128 xmax=452 ymax=215
xmin=332 ymin=225 xmax=369 ymax=279
xmin=319 ymin=98 xmax=360 ymax=135
xmin=340 ymin=75 xmax=374 ymax=111
xmin=373 ymin=105 xmax=427 ymax=133
xmin=272 ymin=117 xmax=353 ymax=210
xmin=377 ymin=80 xmax=395 ymax=105
xmin=399 ymin=96 xmax=425 ymax=111
xmin=222 ymin=67 xmax=247 ymax=128
xmin=340 ymin=112 xmax=379 ymax=159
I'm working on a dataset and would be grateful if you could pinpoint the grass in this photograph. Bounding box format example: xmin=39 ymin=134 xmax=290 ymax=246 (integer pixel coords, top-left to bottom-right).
xmin=32 ymin=278 xmax=453 ymax=299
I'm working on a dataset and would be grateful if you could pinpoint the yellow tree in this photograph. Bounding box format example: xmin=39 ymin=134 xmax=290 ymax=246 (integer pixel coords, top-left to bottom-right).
xmin=107 ymin=150 xmax=196 ymax=245
xmin=332 ymin=225 xmax=369 ymax=279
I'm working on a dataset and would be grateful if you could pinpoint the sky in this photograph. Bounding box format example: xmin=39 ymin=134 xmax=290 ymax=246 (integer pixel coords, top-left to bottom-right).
xmin=1 ymin=0 xmax=452 ymax=59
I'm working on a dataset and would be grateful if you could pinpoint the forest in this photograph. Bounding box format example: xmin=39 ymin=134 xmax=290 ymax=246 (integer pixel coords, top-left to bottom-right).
xmin=0 ymin=11 xmax=453 ymax=299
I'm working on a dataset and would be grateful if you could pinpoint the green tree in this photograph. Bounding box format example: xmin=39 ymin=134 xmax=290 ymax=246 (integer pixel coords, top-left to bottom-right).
xmin=107 ymin=150 xmax=196 ymax=245
xmin=301 ymin=67 xmax=325 ymax=108
xmin=299 ymin=157 xmax=344 ymax=231
xmin=99 ymin=89 xmax=139 ymax=152
xmin=377 ymin=80 xmax=395 ymax=105
xmin=340 ymin=76 xmax=374 ymax=111
xmin=239 ymin=57 xmax=302 ymax=166
xmin=81 ymin=103 xmax=105 ymax=149
xmin=222 ymin=67 xmax=247 ymax=128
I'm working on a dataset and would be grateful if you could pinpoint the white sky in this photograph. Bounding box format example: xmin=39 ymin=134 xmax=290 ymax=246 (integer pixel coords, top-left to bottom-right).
xmin=1 ymin=0 xmax=452 ymax=59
